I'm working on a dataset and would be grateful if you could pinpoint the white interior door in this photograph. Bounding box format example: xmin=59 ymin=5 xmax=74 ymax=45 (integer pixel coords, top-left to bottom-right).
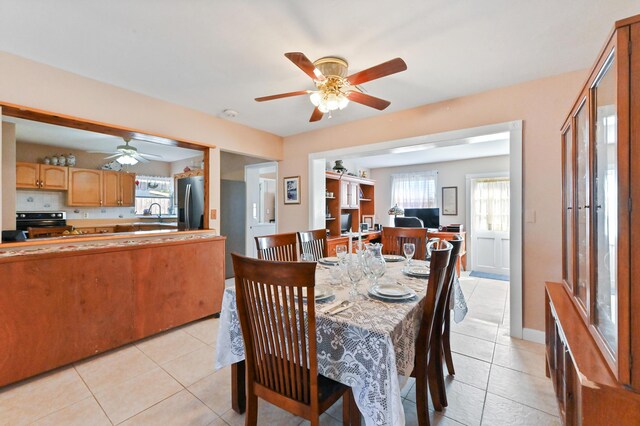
xmin=470 ymin=176 xmax=510 ymax=275
xmin=245 ymin=162 xmax=277 ymax=257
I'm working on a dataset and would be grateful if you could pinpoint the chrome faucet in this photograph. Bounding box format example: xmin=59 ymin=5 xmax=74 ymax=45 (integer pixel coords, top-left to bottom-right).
xmin=148 ymin=203 xmax=162 ymax=219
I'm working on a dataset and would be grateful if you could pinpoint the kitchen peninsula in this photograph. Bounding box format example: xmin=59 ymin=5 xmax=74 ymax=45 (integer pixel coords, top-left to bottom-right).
xmin=0 ymin=229 xmax=225 ymax=387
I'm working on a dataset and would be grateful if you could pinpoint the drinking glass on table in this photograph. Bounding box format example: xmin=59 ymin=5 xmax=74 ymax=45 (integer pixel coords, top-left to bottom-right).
xmin=403 ymin=243 xmax=415 ymax=268
xmin=366 ymin=253 xmax=386 ymax=286
xmin=346 ymin=256 xmax=363 ymax=301
xmin=335 ymin=245 xmax=348 ymax=260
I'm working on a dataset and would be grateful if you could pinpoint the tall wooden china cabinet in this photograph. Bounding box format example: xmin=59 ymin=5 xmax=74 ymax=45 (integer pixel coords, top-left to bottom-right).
xmin=546 ymin=14 xmax=640 ymax=424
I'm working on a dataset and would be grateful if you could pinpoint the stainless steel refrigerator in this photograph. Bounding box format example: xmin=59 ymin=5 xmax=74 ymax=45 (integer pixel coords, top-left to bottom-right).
xmin=177 ymin=176 xmax=205 ymax=230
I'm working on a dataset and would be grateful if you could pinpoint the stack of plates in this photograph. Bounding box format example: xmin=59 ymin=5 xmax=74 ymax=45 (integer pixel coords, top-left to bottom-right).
xmin=302 ymin=285 xmax=335 ymax=301
xmin=368 ymin=282 xmax=417 ymax=301
xmin=403 ymin=266 xmax=430 ymax=278
xmin=383 ymin=255 xmax=405 ymax=262
xmin=318 ymin=256 xmax=340 ymax=266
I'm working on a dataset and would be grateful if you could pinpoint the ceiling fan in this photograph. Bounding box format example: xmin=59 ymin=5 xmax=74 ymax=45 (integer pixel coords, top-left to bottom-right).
xmin=255 ymin=52 xmax=407 ymax=122
xmin=88 ymin=138 xmax=163 ymax=165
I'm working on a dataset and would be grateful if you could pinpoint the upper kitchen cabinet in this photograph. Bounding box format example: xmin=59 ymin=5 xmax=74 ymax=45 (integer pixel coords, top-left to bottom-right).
xmin=16 ymin=162 xmax=68 ymax=190
xmin=68 ymin=168 xmax=103 ymax=206
xmin=103 ymin=171 xmax=136 ymax=207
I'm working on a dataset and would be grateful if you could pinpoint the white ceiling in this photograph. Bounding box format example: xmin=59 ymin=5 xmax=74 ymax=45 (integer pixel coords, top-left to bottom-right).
xmin=4 ymin=117 xmax=201 ymax=162
xmin=338 ymin=132 xmax=510 ymax=169
xmin=0 ymin=1 xmax=638 ymax=137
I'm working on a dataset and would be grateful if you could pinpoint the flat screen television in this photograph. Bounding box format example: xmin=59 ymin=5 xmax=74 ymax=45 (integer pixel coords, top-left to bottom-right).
xmin=403 ymin=208 xmax=440 ymax=229
xmin=340 ymin=212 xmax=352 ymax=234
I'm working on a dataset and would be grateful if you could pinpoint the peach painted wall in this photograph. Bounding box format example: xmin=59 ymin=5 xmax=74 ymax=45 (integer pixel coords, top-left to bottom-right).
xmin=278 ymin=69 xmax=588 ymax=331
xmin=0 ymin=52 xmax=283 ymax=160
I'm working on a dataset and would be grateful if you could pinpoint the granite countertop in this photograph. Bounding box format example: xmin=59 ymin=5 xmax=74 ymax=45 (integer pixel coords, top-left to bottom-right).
xmin=0 ymin=230 xmax=221 ymax=260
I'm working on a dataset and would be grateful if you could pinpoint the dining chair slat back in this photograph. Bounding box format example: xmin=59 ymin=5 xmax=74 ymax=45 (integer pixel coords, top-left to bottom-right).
xmin=432 ymin=236 xmax=464 ymax=409
xmin=231 ymin=253 xmax=350 ymax=424
xmin=297 ymin=229 xmax=328 ymax=261
xmin=411 ymin=241 xmax=452 ymax=426
xmin=255 ymin=233 xmax=299 ymax=261
xmin=381 ymin=227 xmax=427 ymax=260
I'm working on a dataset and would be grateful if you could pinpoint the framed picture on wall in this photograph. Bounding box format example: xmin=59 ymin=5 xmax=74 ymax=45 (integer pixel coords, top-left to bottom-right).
xmin=362 ymin=215 xmax=374 ymax=228
xmin=442 ymin=186 xmax=458 ymax=215
xmin=283 ymin=176 xmax=301 ymax=204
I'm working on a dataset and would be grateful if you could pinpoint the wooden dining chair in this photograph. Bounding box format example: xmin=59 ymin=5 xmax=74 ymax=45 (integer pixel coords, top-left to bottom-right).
xmin=27 ymin=226 xmax=73 ymax=238
xmin=410 ymin=241 xmax=452 ymax=425
xmin=255 ymin=232 xmax=299 ymax=261
xmin=431 ymin=236 xmax=464 ymax=409
xmin=231 ymin=253 xmax=353 ymax=426
xmin=297 ymin=229 xmax=328 ymax=261
xmin=381 ymin=227 xmax=427 ymax=260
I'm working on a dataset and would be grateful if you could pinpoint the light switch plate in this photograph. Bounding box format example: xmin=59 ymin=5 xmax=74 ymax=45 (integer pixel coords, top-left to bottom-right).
xmin=210 ymin=209 xmax=217 ymax=220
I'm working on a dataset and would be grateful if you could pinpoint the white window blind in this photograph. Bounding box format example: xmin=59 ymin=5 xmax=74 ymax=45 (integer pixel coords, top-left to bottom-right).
xmin=391 ymin=171 xmax=438 ymax=209
xmin=473 ymin=178 xmax=510 ymax=232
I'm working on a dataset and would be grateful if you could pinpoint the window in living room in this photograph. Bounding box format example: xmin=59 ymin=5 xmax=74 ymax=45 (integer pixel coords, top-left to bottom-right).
xmin=390 ymin=170 xmax=437 ymax=208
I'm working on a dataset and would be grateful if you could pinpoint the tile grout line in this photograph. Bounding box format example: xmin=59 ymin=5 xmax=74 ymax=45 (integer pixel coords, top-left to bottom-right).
xmin=484 ymin=390 xmax=561 ymax=420
xmin=72 ymin=364 xmax=115 ymax=425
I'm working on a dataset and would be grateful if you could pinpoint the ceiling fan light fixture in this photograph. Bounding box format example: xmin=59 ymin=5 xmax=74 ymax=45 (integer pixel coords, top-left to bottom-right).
xmin=117 ymin=154 xmax=138 ymax=165
xmin=309 ymin=92 xmax=322 ymax=106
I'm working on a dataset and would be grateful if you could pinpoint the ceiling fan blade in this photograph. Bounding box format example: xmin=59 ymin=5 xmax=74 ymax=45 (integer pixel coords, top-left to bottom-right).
xmin=309 ymin=107 xmax=324 ymax=122
xmin=347 ymin=91 xmax=391 ymax=110
xmin=284 ymin=52 xmax=325 ymax=81
xmin=255 ymin=90 xmax=311 ymax=102
xmin=132 ymin=154 xmax=150 ymax=163
xmin=138 ymin=152 xmax=163 ymax=159
xmin=88 ymin=150 xmax=119 ymax=155
xmin=347 ymin=58 xmax=407 ymax=86
xmin=103 ymin=154 xmax=122 ymax=160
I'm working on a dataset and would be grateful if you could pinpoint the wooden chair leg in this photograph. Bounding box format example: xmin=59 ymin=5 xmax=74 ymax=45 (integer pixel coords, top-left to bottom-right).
xmin=432 ymin=333 xmax=448 ymax=408
xmin=349 ymin=389 xmax=361 ymax=426
xmin=415 ymin=364 xmax=431 ymax=426
xmin=245 ymin=390 xmax=258 ymax=426
xmin=428 ymin=352 xmax=443 ymax=412
xmin=443 ymin=312 xmax=455 ymax=376
xmin=342 ymin=391 xmax=351 ymax=425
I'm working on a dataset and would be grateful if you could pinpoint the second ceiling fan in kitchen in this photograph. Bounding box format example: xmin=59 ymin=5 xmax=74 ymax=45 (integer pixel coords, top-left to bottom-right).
xmin=255 ymin=52 xmax=407 ymax=122
xmin=88 ymin=138 xmax=162 ymax=165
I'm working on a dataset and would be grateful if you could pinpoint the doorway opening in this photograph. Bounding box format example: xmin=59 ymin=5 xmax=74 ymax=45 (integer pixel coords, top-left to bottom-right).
xmin=307 ymin=121 xmax=524 ymax=339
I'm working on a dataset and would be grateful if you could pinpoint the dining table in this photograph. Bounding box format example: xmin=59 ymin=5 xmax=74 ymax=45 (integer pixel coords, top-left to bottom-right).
xmin=215 ymin=257 xmax=468 ymax=426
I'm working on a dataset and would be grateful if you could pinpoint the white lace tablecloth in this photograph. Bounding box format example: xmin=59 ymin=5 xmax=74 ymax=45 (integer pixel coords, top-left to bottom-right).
xmin=215 ymin=260 xmax=467 ymax=426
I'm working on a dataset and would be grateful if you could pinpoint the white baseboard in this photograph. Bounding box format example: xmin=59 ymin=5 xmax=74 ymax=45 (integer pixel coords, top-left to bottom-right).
xmin=522 ymin=328 xmax=545 ymax=344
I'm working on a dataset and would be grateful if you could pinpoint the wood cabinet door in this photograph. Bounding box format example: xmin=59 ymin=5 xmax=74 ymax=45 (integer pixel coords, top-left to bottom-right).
xmin=340 ymin=180 xmax=350 ymax=208
xmin=68 ymin=168 xmax=103 ymax=206
xmin=39 ymin=165 xmax=68 ymax=190
xmin=16 ymin=162 xmax=39 ymax=189
xmin=102 ymin=171 xmax=120 ymax=206
xmin=120 ymin=173 xmax=136 ymax=207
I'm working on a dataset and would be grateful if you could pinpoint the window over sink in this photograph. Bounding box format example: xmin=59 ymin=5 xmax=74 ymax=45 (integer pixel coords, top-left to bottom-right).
xmin=135 ymin=175 xmax=174 ymax=216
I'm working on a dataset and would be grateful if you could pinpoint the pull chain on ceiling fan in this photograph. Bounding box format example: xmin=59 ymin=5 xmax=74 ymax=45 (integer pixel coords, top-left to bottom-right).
xmin=255 ymin=52 xmax=407 ymax=122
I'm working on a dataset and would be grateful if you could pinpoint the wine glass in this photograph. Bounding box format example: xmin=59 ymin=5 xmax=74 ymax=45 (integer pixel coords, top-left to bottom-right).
xmin=335 ymin=245 xmax=348 ymax=260
xmin=346 ymin=256 xmax=363 ymax=301
xmin=403 ymin=243 xmax=415 ymax=268
xmin=366 ymin=254 xmax=386 ymax=286
xmin=301 ymin=253 xmax=315 ymax=262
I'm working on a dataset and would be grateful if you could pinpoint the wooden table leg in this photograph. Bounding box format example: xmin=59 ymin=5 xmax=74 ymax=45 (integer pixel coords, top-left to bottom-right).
xmin=231 ymin=361 xmax=246 ymax=413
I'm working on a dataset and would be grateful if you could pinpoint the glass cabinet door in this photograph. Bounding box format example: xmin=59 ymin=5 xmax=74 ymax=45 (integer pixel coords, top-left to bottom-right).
xmin=592 ymin=52 xmax=617 ymax=354
xmin=563 ymin=126 xmax=574 ymax=290
xmin=575 ymin=101 xmax=590 ymax=312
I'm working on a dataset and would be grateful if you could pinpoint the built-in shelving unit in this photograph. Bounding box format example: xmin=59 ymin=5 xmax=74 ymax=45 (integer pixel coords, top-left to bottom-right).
xmin=325 ymin=171 xmax=375 ymax=236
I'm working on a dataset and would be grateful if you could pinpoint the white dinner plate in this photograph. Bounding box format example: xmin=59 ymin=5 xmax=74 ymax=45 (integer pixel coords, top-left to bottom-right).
xmin=302 ymin=285 xmax=335 ymax=301
xmin=383 ymin=255 xmax=405 ymax=262
xmin=368 ymin=285 xmax=416 ymax=301
xmin=373 ymin=282 xmax=412 ymax=297
xmin=318 ymin=257 xmax=340 ymax=266
xmin=403 ymin=266 xmax=430 ymax=278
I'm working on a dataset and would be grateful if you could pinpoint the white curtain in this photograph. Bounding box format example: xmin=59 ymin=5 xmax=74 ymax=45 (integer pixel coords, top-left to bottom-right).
xmin=473 ymin=178 xmax=510 ymax=232
xmin=391 ymin=171 xmax=438 ymax=209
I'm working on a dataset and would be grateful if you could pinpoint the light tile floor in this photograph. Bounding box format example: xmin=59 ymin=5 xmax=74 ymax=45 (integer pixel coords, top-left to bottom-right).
xmin=0 ymin=273 xmax=559 ymax=425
